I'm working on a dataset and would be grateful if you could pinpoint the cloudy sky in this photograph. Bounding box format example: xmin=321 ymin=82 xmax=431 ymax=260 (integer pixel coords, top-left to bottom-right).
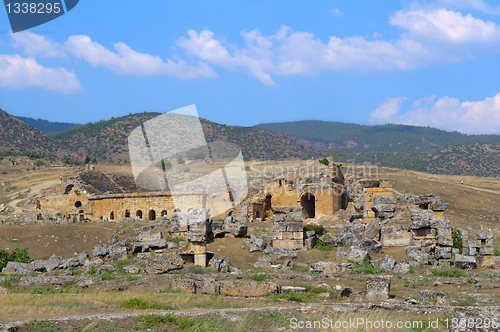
xmin=1 ymin=0 xmax=500 ymax=134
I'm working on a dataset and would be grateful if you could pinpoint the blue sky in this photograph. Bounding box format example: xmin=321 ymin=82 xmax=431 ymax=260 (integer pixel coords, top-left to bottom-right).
xmin=1 ymin=0 xmax=500 ymax=134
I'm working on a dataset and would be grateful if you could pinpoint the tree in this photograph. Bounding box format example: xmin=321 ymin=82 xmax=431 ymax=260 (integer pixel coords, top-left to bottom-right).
xmin=84 ymin=156 xmax=91 ymax=164
xmin=177 ymin=156 xmax=185 ymax=164
xmin=193 ymin=152 xmax=205 ymax=160
xmin=319 ymin=158 xmax=329 ymax=166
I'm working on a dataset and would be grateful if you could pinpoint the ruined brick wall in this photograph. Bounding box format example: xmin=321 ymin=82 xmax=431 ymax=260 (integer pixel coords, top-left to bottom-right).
xmin=41 ymin=188 xmax=226 ymax=222
xmin=363 ymin=187 xmax=394 ymax=220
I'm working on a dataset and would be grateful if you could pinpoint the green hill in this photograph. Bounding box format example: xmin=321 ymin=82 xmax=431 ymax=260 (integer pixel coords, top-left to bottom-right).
xmin=256 ymin=120 xmax=500 ymax=153
xmin=15 ymin=116 xmax=80 ymax=135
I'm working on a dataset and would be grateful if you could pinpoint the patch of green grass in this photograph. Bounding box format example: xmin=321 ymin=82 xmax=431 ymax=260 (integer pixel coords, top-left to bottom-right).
xmin=248 ymin=274 xmax=272 ymax=282
xmin=350 ymin=261 xmax=380 ymax=275
xmin=431 ymin=269 xmax=465 ymax=277
xmin=494 ymin=247 xmax=500 ymax=256
xmin=0 ymin=276 xmax=17 ymax=288
xmin=168 ymin=237 xmax=186 ymax=244
xmin=290 ymin=266 xmax=309 ymax=273
xmin=137 ymin=313 xmax=234 ymax=331
xmin=167 ymin=270 xmax=187 ymax=275
xmin=313 ymin=242 xmax=334 ymax=251
xmin=120 ymin=297 xmax=176 ymax=310
xmin=22 ymin=320 xmax=64 ymax=332
xmin=268 ymin=291 xmax=309 ymax=303
xmin=190 ymin=266 xmax=211 ymax=274
xmin=408 ymin=265 xmax=416 ymax=274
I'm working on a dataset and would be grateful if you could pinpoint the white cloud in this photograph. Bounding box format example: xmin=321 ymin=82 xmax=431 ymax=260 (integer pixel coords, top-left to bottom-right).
xmin=10 ymin=31 xmax=66 ymax=58
xmin=332 ymin=8 xmax=341 ymax=17
xmin=370 ymin=93 xmax=500 ymax=134
xmin=438 ymin=0 xmax=500 ymax=15
xmin=176 ymin=29 xmax=275 ymax=85
xmin=0 ymin=54 xmax=80 ymax=93
xmin=390 ymin=8 xmax=500 ymax=43
xmin=370 ymin=97 xmax=407 ymax=123
xmin=65 ymin=35 xmax=216 ymax=79
xmin=175 ymin=7 xmax=500 ymax=85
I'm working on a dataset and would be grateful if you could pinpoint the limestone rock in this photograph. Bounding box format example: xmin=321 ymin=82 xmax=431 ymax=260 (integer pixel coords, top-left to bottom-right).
xmin=310 ymin=261 xmax=338 ymax=274
xmin=144 ymin=254 xmax=184 ymax=274
xmin=454 ymin=254 xmax=477 ymax=269
xmin=371 ymin=255 xmax=396 ymax=272
xmin=2 ymin=262 xmax=28 ymax=274
xmin=250 ymin=238 xmax=267 ymax=252
xmin=393 ymin=262 xmax=410 ymax=274
xmin=281 ymin=286 xmax=306 ymax=294
xmin=109 ymin=247 xmax=128 ymax=261
xmin=123 ymin=265 xmax=139 ymax=274
xmin=199 ymin=277 xmax=220 ymax=295
xmin=405 ymin=246 xmax=430 ymax=266
xmin=219 ymin=280 xmax=278 ymax=297
xmin=93 ymin=244 xmax=109 ymax=258
xmin=211 ymin=256 xmax=230 ymax=272
xmin=366 ymin=276 xmax=391 ymax=300
xmin=336 ymin=247 xmax=370 ymax=264
xmin=353 ymin=239 xmax=382 ymax=256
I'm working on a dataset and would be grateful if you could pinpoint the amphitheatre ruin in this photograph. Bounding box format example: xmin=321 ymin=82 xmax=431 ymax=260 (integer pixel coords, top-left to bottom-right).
xmin=1 ymin=156 xmax=500 ymax=331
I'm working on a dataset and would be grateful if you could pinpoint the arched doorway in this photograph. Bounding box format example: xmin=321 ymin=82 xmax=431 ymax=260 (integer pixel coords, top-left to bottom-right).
xmin=136 ymin=210 xmax=142 ymax=219
xmin=110 ymin=211 xmax=115 ymax=220
xmin=161 ymin=210 xmax=168 ymax=217
xmin=125 ymin=210 xmax=130 ymax=218
xmin=79 ymin=210 xmax=84 ymax=221
xmin=300 ymin=192 xmax=315 ymax=219
xmin=64 ymin=184 xmax=74 ymax=194
xmin=149 ymin=210 xmax=156 ymax=221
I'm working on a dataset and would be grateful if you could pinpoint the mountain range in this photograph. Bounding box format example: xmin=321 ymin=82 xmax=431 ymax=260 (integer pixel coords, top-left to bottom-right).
xmin=3 ymin=112 xmax=500 ymax=177
xmin=0 ymin=110 xmax=322 ymax=162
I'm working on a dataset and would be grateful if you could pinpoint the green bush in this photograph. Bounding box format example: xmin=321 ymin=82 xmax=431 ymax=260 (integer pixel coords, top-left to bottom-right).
xmin=318 ymin=158 xmax=329 ymax=166
xmin=452 ymin=229 xmax=463 ymax=254
xmin=176 ymin=156 xmax=185 ymax=164
xmin=34 ymin=160 xmax=45 ymax=167
xmin=494 ymin=248 xmax=500 ymax=256
xmin=303 ymin=224 xmax=325 ymax=236
xmin=0 ymin=248 xmax=32 ymax=271
xmin=192 ymin=152 xmax=205 ymax=160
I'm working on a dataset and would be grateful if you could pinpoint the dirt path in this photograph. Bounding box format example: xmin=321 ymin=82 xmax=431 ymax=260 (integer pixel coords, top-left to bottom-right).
xmin=6 ymin=180 xmax=59 ymax=214
xmin=413 ymin=175 xmax=500 ymax=195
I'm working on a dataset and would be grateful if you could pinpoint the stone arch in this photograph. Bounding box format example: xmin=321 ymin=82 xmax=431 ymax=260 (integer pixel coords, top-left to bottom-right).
xmin=149 ymin=210 xmax=156 ymax=221
xmin=300 ymin=192 xmax=316 ymax=219
xmin=110 ymin=211 xmax=115 ymax=220
xmin=74 ymin=201 xmax=82 ymax=208
xmin=136 ymin=210 xmax=142 ymax=219
xmin=227 ymin=209 xmax=236 ymax=216
xmin=64 ymin=184 xmax=74 ymax=194
xmin=161 ymin=210 xmax=168 ymax=217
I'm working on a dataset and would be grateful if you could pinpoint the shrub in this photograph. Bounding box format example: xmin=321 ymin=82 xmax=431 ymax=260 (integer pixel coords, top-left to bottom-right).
xmin=452 ymin=229 xmax=463 ymax=254
xmin=318 ymin=158 xmax=329 ymax=166
xmin=0 ymin=248 xmax=32 ymax=271
xmin=494 ymin=248 xmax=500 ymax=256
xmin=34 ymin=160 xmax=45 ymax=167
xmin=350 ymin=261 xmax=380 ymax=275
xmin=303 ymin=224 xmax=325 ymax=236
xmin=176 ymin=156 xmax=185 ymax=164
xmin=121 ymin=297 xmax=175 ymax=310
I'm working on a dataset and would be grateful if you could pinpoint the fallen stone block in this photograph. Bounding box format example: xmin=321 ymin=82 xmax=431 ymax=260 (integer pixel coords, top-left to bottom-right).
xmin=199 ymin=277 xmax=220 ymax=295
xmin=310 ymin=261 xmax=338 ymax=274
xmin=366 ymin=276 xmax=391 ymax=300
xmin=418 ymin=290 xmax=446 ymax=305
xmin=178 ymin=241 xmax=206 ymax=255
xmin=224 ymin=223 xmax=247 ymax=237
xmin=2 ymin=262 xmax=28 ymax=274
xmin=93 ymin=244 xmax=109 ymax=258
xmin=405 ymin=246 xmax=430 ymax=267
xmin=435 ymin=247 xmax=452 ymax=260
xmin=353 ymin=239 xmax=382 ymax=256
xmin=250 ymin=238 xmax=267 ymax=252
xmin=371 ymin=255 xmax=396 ymax=272
xmin=211 ymin=256 xmax=230 ymax=272
xmin=336 ymin=247 xmax=370 ymax=264
xmin=281 ymin=286 xmax=306 ymax=294
xmin=380 ymin=226 xmax=411 ymax=247
xmin=186 ymin=232 xmax=206 ymax=242
xmin=171 ymin=278 xmax=196 ymax=294
xmin=263 ymin=247 xmax=298 ymax=260
xmin=123 ymin=265 xmax=139 ymax=274
xmin=144 ymin=254 xmax=184 ymax=274
xmin=109 ymin=247 xmax=128 ymax=262
xmin=219 ymin=280 xmax=278 ymax=297
xmin=454 ymin=254 xmax=477 ymax=269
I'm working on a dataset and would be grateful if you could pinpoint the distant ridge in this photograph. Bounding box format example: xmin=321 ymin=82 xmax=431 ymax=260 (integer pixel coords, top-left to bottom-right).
xmin=1 ymin=110 xmax=323 ymax=162
xmin=16 ymin=116 xmax=80 ymax=134
xmin=255 ymin=120 xmax=500 ymax=153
